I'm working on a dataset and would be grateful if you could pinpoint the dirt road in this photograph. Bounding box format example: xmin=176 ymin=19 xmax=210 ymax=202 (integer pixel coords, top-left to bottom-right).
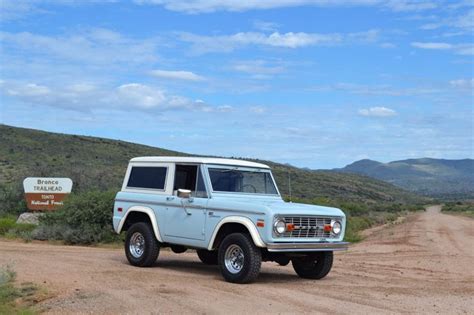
xmin=1 ymin=205 xmax=473 ymax=314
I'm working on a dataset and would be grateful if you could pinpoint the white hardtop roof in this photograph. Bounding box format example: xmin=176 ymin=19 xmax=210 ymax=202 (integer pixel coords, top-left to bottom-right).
xmin=130 ymin=156 xmax=270 ymax=169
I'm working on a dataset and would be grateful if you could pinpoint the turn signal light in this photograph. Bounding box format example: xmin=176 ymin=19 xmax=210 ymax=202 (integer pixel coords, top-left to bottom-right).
xmin=256 ymin=221 xmax=265 ymax=227
xmin=324 ymin=224 xmax=332 ymax=232
xmin=286 ymin=223 xmax=295 ymax=232
xmin=117 ymin=207 xmax=123 ymax=212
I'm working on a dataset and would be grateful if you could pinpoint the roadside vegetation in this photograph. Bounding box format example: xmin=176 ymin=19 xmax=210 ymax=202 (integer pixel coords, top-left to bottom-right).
xmin=0 ymin=185 xmax=427 ymax=245
xmin=34 ymin=190 xmax=120 ymax=245
xmin=0 ymin=216 xmax=36 ymax=241
xmin=0 ymin=265 xmax=42 ymax=314
xmin=442 ymin=201 xmax=474 ymax=218
xmin=0 ymin=188 xmax=425 ymax=245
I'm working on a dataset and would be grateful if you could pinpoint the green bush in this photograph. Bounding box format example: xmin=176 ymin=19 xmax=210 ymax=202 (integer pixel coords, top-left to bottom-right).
xmin=0 ymin=218 xmax=16 ymax=235
xmin=344 ymin=216 xmax=374 ymax=242
xmin=0 ymin=184 xmax=27 ymax=217
xmin=34 ymin=190 xmax=119 ymax=244
xmin=0 ymin=265 xmax=38 ymax=314
xmin=0 ymin=217 xmax=36 ymax=242
xmin=442 ymin=202 xmax=474 ymax=217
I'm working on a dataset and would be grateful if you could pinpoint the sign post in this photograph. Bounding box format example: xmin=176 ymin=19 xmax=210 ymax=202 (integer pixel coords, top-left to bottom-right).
xmin=23 ymin=177 xmax=73 ymax=211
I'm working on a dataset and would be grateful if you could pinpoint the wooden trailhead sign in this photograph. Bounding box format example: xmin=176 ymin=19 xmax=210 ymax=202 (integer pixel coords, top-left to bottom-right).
xmin=23 ymin=177 xmax=73 ymax=211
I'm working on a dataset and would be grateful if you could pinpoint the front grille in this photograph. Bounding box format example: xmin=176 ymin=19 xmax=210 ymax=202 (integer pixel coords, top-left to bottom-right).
xmin=282 ymin=216 xmax=335 ymax=238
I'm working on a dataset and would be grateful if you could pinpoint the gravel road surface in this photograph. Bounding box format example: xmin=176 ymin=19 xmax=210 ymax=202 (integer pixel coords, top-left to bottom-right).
xmin=1 ymin=205 xmax=472 ymax=314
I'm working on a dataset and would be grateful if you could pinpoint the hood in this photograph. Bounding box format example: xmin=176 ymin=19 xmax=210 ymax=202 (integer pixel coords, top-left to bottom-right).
xmin=266 ymin=200 xmax=345 ymax=217
xmin=210 ymin=193 xmax=345 ymax=217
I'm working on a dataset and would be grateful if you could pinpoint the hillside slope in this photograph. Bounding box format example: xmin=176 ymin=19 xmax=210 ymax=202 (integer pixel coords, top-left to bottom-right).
xmin=337 ymin=158 xmax=474 ymax=199
xmin=0 ymin=124 xmax=426 ymax=205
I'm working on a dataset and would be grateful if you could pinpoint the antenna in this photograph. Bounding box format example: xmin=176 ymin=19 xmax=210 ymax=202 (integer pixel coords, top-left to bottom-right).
xmin=288 ymin=170 xmax=292 ymax=203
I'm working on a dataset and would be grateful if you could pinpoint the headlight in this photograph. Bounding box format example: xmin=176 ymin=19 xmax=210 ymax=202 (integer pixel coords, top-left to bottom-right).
xmin=274 ymin=218 xmax=286 ymax=235
xmin=331 ymin=220 xmax=342 ymax=235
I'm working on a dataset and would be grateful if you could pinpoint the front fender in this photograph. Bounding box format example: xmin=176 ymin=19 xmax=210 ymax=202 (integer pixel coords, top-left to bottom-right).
xmin=117 ymin=206 xmax=163 ymax=242
xmin=207 ymin=216 xmax=266 ymax=250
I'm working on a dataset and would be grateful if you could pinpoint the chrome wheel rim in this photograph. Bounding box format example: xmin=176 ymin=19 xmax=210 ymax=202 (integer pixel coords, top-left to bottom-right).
xmin=129 ymin=232 xmax=145 ymax=258
xmin=224 ymin=244 xmax=244 ymax=274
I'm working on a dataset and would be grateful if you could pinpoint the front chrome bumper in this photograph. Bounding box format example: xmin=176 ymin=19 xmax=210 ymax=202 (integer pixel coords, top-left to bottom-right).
xmin=265 ymin=241 xmax=349 ymax=252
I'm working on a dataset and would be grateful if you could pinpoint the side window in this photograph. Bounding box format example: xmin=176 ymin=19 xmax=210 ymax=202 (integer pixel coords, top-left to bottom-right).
xmin=195 ymin=167 xmax=208 ymax=198
xmin=127 ymin=166 xmax=167 ymax=190
xmin=174 ymin=165 xmax=198 ymax=192
xmin=173 ymin=164 xmax=208 ymax=198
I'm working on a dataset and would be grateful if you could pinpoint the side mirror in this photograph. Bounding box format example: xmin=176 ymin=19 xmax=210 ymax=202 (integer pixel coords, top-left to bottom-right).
xmin=177 ymin=189 xmax=192 ymax=199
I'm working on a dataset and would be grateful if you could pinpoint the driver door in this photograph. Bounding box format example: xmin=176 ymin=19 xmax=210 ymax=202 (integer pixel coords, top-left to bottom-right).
xmin=164 ymin=164 xmax=208 ymax=241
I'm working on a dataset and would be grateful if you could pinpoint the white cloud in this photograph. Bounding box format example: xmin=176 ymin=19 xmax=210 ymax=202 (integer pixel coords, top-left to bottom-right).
xmin=0 ymin=28 xmax=159 ymax=65
xmin=312 ymin=82 xmax=441 ymax=96
xmin=232 ymin=60 xmax=285 ymax=75
xmin=179 ymin=31 xmax=341 ymax=53
xmin=0 ymin=0 xmax=440 ymax=23
xmin=0 ymin=0 xmax=118 ymax=21
xmin=216 ymin=105 xmax=234 ymax=112
xmin=411 ymin=42 xmax=453 ymax=49
xmin=0 ymin=1 xmax=39 ymax=21
xmin=149 ymin=69 xmax=205 ymax=81
xmin=411 ymin=42 xmax=474 ymax=55
xmin=134 ymin=0 xmax=438 ymax=13
xmin=116 ymin=83 xmax=168 ymax=109
xmin=358 ymin=106 xmax=397 ymax=117
xmin=0 ymin=80 xmax=213 ymax=112
xmin=380 ymin=42 xmax=396 ymax=48
xmin=250 ymin=106 xmax=266 ymax=114
xmin=420 ymin=9 xmax=474 ymax=34
xmin=449 ymin=79 xmax=474 ymax=89
xmin=179 ymin=30 xmax=378 ymax=53
xmin=253 ymin=20 xmax=280 ymax=32
xmin=384 ymin=0 xmax=437 ymax=12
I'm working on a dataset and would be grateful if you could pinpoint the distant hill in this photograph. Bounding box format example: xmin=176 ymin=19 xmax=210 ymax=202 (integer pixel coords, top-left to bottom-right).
xmin=0 ymin=124 xmax=426 ymax=206
xmin=336 ymin=158 xmax=474 ymax=199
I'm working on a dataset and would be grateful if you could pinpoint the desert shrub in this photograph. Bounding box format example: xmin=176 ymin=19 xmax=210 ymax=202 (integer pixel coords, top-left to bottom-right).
xmin=5 ymin=223 xmax=36 ymax=241
xmin=0 ymin=265 xmax=39 ymax=314
xmin=0 ymin=217 xmax=16 ymax=235
xmin=344 ymin=216 xmax=374 ymax=242
xmin=0 ymin=266 xmax=20 ymax=314
xmin=442 ymin=202 xmax=474 ymax=217
xmin=0 ymin=217 xmax=36 ymax=242
xmin=35 ymin=190 xmax=119 ymax=244
xmin=0 ymin=184 xmax=27 ymax=217
xmin=443 ymin=201 xmax=474 ymax=212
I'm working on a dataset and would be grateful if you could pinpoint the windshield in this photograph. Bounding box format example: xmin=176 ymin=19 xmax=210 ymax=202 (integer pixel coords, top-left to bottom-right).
xmin=208 ymin=167 xmax=278 ymax=195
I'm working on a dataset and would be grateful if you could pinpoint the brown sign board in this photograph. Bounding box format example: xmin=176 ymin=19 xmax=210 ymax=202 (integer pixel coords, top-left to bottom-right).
xmin=23 ymin=178 xmax=73 ymax=211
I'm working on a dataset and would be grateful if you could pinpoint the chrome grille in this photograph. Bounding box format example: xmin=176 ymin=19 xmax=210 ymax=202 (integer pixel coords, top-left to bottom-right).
xmin=282 ymin=216 xmax=334 ymax=238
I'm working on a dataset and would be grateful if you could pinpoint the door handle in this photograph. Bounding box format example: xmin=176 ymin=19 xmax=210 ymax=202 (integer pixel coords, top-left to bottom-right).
xmin=166 ymin=196 xmax=175 ymax=201
xmin=180 ymin=199 xmax=192 ymax=216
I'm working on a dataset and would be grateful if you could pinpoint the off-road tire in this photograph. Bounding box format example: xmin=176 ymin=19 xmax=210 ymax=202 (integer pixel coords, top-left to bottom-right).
xmin=292 ymin=251 xmax=333 ymax=279
xmin=197 ymin=249 xmax=218 ymax=265
xmin=275 ymin=257 xmax=290 ymax=266
xmin=171 ymin=245 xmax=187 ymax=254
xmin=218 ymin=233 xmax=262 ymax=284
xmin=125 ymin=222 xmax=160 ymax=267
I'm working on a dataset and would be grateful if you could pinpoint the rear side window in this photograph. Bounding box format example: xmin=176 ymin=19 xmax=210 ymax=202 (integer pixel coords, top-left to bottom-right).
xmin=127 ymin=166 xmax=167 ymax=190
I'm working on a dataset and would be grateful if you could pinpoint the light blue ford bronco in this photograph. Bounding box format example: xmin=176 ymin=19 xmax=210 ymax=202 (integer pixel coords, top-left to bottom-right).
xmin=113 ymin=157 xmax=348 ymax=283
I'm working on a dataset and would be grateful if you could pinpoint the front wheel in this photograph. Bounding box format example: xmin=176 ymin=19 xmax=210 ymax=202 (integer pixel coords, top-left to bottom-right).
xmin=218 ymin=233 xmax=262 ymax=283
xmin=292 ymin=251 xmax=333 ymax=279
xmin=125 ymin=222 xmax=160 ymax=267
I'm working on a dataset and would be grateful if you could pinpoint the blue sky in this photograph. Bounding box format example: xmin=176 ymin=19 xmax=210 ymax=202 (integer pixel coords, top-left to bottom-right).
xmin=0 ymin=0 xmax=472 ymax=169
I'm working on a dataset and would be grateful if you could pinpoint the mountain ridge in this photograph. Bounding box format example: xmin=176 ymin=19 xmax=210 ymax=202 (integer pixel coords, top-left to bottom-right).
xmin=0 ymin=124 xmax=426 ymax=206
xmin=335 ymin=157 xmax=474 ymax=199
